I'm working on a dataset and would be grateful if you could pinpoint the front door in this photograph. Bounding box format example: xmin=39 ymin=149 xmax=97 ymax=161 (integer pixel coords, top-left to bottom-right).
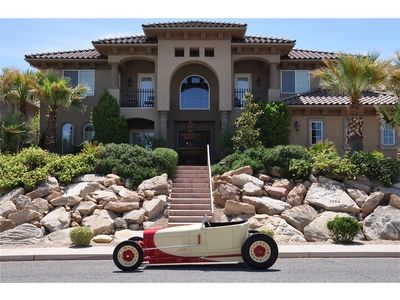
xmin=138 ymin=74 xmax=154 ymax=107
xmin=176 ymin=129 xmax=211 ymax=165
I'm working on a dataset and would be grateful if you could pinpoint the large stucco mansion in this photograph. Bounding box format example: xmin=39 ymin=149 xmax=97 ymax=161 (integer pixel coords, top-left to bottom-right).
xmin=25 ymin=21 xmax=398 ymax=162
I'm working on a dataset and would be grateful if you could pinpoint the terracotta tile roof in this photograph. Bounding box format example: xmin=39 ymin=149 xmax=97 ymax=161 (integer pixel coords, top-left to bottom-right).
xmin=283 ymin=90 xmax=398 ymax=106
xmin=283 ymin=49 xmax=338 ymax=60
xmin=92 ymin=35 xmax=157 ymax=45
xmin=232 ymin=35 xmax=295 ymax=44
xmin=25 ymin=49 xmax=106 ymax=60
xmin=142 ymin=21 xmax=247 ymax=29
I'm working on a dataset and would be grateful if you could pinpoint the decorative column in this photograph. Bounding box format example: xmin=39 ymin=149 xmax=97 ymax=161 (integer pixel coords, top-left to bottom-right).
xmin=220 ymin=111 xmax=230 ymax=131
xmin=268 ymin=62 xmax=281 ymax=100
xmin=159 ymin=111 xmax=168 ymax=141
xmin=109 ymin=62 xmax=120 ymax=102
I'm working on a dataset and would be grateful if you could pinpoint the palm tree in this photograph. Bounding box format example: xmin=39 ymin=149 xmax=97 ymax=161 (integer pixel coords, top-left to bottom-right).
xmin=35 ymin=70 xmax=87 ymax=152
xmin=0 ymin=68 xmax=36 ymax=120
xmin=0 ymin=111 xmax=28 ymax=153
xmin=313 ymin=53 xmax=389 ymax=152
xmin=376 ymin=52 xmax=400 ymax=129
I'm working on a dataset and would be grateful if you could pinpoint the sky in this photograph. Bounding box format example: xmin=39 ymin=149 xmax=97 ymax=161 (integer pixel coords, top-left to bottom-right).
xmin=0 ymin=18 xmax=399 ymax=70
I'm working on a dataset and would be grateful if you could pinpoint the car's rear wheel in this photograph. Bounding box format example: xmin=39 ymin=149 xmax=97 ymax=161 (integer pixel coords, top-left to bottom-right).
xmin=241 ymin=233 xmax=278 ymax=269
xmin=113 ymin=240 xmax=143 ymax=271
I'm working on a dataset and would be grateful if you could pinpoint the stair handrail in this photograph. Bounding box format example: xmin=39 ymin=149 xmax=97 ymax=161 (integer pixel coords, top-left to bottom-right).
xmin=206 ymin=144 xmax=214 ymax=214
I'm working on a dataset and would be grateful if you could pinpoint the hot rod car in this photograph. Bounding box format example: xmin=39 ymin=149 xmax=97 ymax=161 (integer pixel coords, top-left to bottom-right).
xmin=112 ymin=216 xmax=278 ymax=271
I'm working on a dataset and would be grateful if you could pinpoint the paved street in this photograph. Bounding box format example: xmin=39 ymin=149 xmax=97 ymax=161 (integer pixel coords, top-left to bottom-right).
xmin=1 ymin=258 xmax=399 ymax=282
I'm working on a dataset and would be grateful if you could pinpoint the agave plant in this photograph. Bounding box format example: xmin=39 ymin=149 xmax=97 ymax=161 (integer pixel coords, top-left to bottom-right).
xmin=313 ymin=52 xmax=389 ymax=152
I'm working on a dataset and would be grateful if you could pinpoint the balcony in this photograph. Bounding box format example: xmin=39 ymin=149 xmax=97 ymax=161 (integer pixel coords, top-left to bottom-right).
xmin=120 ymin=89 xmax=155 ymax=108
xmin=233 ymin=89 xmax=268 ymax=107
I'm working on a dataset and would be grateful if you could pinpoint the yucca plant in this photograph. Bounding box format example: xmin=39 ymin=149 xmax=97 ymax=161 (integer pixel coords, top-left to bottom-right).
xmin=313 ymin=53 xmax=389 ymax=153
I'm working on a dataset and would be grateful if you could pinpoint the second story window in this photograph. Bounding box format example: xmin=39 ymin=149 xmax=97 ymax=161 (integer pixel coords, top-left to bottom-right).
xmin=281 ymin=70 xmax=310 ymax=94
xmin=174 ymin=47 xmax=184 ymax=57
xmin=180 ymin=75 xmax=210 ymax=110
xmin=63 ymin=70 xmax=95 ymax=96
xmin=205 ymin=48 xmax=214 ymax=57
xmin=190 ymin=48 xmax=200 ymax=57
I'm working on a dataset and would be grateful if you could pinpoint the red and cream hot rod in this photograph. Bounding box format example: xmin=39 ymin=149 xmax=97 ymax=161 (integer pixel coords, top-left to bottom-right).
xmin=112 ymin=217 xmax=278 ymax=271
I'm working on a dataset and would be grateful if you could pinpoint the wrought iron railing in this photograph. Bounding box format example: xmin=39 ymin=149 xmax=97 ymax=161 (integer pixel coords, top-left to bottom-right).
xmin=233 ymin=88 xmax=268 ymax=107
xmin=120 ymin=89 xmax=155 ymax=107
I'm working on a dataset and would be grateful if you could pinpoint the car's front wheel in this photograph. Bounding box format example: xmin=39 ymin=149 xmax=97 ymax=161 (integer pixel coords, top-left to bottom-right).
xmin=241 ymin=233 xmax=278 ymax=269
xmin=113 ymin=240 xmax=144 ymax=271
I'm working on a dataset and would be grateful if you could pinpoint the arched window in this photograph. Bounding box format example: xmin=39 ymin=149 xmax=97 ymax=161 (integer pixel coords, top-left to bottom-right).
xmin=82 ymin=122 xmax=95 ymax=142
xmin=180 ymin=75 xmax=210 ymax=110
xmin=61 ymin=123 xmax=74 ymax=154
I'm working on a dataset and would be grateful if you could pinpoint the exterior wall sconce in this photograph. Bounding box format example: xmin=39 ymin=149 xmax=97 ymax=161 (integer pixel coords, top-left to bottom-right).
xmin=256 ymin=77 xmax=262 ymax=88
xmin=294 ymin=121 xmax=300 ymax=132
xmin=128 ymin=77 xmax=133 ymax=87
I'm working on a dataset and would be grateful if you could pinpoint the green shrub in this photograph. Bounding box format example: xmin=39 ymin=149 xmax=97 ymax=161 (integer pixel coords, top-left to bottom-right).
xmin=263 ymin=144 xmax=311 ymax=177
xmin=70 ymin=227 xmax=94 ymax=247
xmin=309 ymin=140 xmax=337 ymax=156
xmin=327 ymin=216 xmax=361 ymax=244
xmin=258 ymin=227 xmax=274 ymax=238
xmin=256 ymin=101 xmax=291 ymax=147
xmin=91 ymin=90 xmax=128 ymax=144
xmin=350 ymin=151 xmax=400 ymax=186
xmin=288 ymin=158 xmax=312 ymax=179
xmin=152 ymin=147 xmax=178 ymax=177
xmin=218 ymin=128 xmax=235 ymax=158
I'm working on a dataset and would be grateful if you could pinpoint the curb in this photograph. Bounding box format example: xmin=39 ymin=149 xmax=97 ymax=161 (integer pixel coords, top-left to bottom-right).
xmin=1 ymin=245 xmax=399 ymax=262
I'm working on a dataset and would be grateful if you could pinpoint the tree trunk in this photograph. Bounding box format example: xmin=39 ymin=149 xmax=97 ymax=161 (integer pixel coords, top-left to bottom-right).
xmin=44 ymin=110 xmax=57 ymax=153
xmin=346 ymin=102 xmax=364 ymax=153
xmin=19 ymin=101 xmax=28 ymax=121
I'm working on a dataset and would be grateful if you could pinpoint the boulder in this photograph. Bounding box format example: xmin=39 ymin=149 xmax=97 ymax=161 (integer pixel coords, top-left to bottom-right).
xmin=63 ymin=182 xmax=90 ymax=197
xmin=223 ymin=200 xmax=256 ymax=216
xmin=92 ymin=190 xmax=118 ymax=203
xmin=26 ymin=177 xmax=59 ymax=199
xmin=392 ymin=183 xmax=400 ymax=190
xmin=80 ymin=182 xmax=103 ymax=197
xmin=0 ymin=223 xmax=44 ymax=245
xmin=344 ymin=180 xmax=371 ymax=194
xmin=138 ymin=173 xmax=169 ymax=195
xmin=232 ymin=174 xmax=264 ymax=188
xmin=346 ymin=188 xmax=368 ymax=207
xmin=114 ymin=217 xmax=128 ymax=229
xmin=40 ymin=207 xmax=71 ymax=232
xmin=213 ymin=182 xmax=241 ymax=207
xmin=361 ymin=192 xmax=384 ymax=217
xmin=71 ymin=210 xmax=82 ymax=224
xmin=309 ymin=174 xmax=318 ymax=183
xmin=81 ymin=209 xmax=116 ymax=235
xmin=129 ymin=224 xmax=140 ymax=230
xmin=50 ymin=195 xmax=82 ymax=207
xmin=375 ymin=186 xmax=400 ymax=201
xmin=43 ymin=228 xmax=73 ymax=245
xmin=229 ymin=214 xmax=254 ymax=222
xmin=242 ymin=196 xmax=291 ymax=215
xmin=110 ymin=185 xmax=141 ymax=202
xmin=92 ymin=235 xmax=113 ymax=243
xmin=0 ymin=187 xmax=24 ymax=203
xmin=281 ymin=205 xmax=318 ymax=232
xmin=114 ymin=229 xmax=143 ymax=242
xmin=257 ymin=216 xmax=307 ymax=242
xmin=73 ymin=174 xmax=106 ymax=183
xmin=305 ymin=183 xmax=360 ymax=214
xmin=259 ymin=174 xmax=272 ymax=182
xmin=14 ymin=195 xmax=31 ymax=210
xmin=272 ymin=179 xmax=294 ymax=190
xmin=363 ymin=206 xmax=400 ymax=240
xmin=142 ymin=198 xmax=165 ymax=220
xmin=303 ymin=211 xmax=352 ymax=241
xmin=286 ymin=184 xmax=307 ymax=207
xmin=143 ymin=221 xmax=155 ymax=229
xmin=46 ymin=191 xmax=62 ymax=201
xmin=0 ymin=200 xmax=17 ymax=218
xmin=213 ymin=175 xmax=233 ymax=186
xmin=318 ymin=176 xmax=344 ymax=187
xmin=74 ymin=201 xmax=96 ymax=216
xmin=27 ymin=198 xmax=50 ymax=216
xmin=104 ymin=201 xmax=139 ymax=213
xmin=389 ymin=194 xmax=400 ymax=209
xmin=270 ymin=166 xmax=282 ymax=178
xmin=264 ymin=186 xmax=289 ymax=199
xmin=143 ymin=190 xmax=155 ymax=199
xmin=223 ymin=166 xmax=253 ymax=177
xmin=123 ymin=209 xmax=146 ymax=224
xmin=211 ymin=210 xmax=229 ymax=222
xmin=0 ymin=216 xmax=15 ymax=232
xmin=8 ymin=209 xmax=41 ymax=226
xmin=243 ymin=182 xmax=265 ymax=197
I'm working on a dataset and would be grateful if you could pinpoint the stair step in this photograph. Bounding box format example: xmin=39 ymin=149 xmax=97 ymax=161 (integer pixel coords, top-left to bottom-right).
xmin=172 ymin=183 xmax=209 ymax=188
xmin=169 ymin=209 xmax=212 ymax=216
xmin=171 ymin=192 xmax=210 ymax=198
xmin=173 ymin=178 xmax=209 ymax=183
xmin=174 ymin=174 xmax=209 ymax=179
xmin=176 ymin=166 xmax=208 ymax=170
xmin=175 ymin=169 xmax=209 ymax=174
xmin=169 ymin=198 xmax=211 ymax=204
xmin=170 ymin=203 xmax=211 ymax=210
xmin=169 ymin=215 xmax=211 ymax=223
xmin=172 ymin=188 xmax=210 ymax=193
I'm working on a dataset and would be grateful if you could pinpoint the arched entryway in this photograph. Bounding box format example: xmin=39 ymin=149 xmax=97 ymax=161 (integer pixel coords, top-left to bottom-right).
xmin=169 ymin=62 xmax=219 ymax=165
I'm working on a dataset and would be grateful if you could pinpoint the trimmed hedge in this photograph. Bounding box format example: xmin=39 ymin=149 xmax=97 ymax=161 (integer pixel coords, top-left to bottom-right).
xmin=152 ymin=147 xmax=178 ymax=178
xmin=70 ymin=227 xmax=94 ymax=247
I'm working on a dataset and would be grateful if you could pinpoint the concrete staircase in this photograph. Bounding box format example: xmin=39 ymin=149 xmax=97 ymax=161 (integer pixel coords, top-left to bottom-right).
xmin=168 ymin=165 xmax=212 ymax=226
